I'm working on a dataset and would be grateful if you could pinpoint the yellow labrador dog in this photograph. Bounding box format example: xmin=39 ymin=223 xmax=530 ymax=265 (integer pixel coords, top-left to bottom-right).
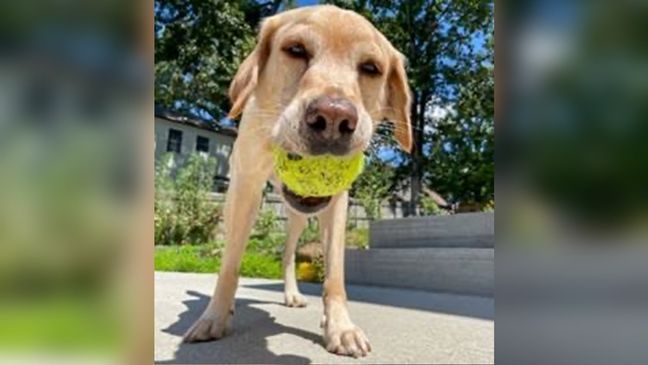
xmin=183 ymin=5 xmax=411 ymax=357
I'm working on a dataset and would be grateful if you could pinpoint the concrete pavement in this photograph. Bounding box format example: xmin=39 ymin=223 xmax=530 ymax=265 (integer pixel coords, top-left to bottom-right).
xmin=155 ymin=272 xmax=494 ymax=364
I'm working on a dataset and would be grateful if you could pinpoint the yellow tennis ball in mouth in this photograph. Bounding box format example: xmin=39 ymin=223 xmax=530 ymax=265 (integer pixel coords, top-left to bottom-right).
xmin=273 ymin=147 xmax=365 ymax=197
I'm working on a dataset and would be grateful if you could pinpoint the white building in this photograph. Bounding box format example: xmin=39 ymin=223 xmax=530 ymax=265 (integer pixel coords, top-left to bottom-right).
xmin=154 ymin=108 xmax=237 ymax=191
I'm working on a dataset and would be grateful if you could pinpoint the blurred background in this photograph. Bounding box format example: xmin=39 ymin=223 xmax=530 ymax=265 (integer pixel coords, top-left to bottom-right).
xmin=0 ymin=0 xmax=150 ymax=363
xmin=498 ymin=0 xmax=648 ymax=364
xmin=500 ymin=0 xmax=648 ymax=240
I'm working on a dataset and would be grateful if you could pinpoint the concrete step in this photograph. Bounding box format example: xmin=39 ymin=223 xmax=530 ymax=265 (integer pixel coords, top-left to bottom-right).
xmin=345 ymin=247 xmax=494 ymax=296
xmin=370 ymin=212 xmax=494 ymax=248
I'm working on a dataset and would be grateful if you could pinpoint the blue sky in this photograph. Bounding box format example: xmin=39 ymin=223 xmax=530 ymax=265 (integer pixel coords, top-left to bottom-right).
xmin=297 ymin=0 xmax=319 ymax=5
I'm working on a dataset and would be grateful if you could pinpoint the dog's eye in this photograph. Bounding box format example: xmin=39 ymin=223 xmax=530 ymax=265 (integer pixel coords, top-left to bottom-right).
xmin=283 ymin=44 xmax=308 ymax=59
xmin=359 ymin=61 xmax=381 ymax=76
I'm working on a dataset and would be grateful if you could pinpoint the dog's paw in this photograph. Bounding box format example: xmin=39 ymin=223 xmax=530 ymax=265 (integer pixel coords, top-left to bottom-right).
xmin=182 ymin=312 xmax=231 ymax=343
xmin=324 ymin=323 xmax=371 ymax=357
xmin=284 ymin=292 xmax=308 ymax=307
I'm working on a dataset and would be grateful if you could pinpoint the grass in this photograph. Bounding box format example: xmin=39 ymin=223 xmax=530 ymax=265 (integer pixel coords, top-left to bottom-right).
xmin=155 ymin=242 xmax=282 ymax=279
xmin=155 ymin=226 xmax=369 ymax=279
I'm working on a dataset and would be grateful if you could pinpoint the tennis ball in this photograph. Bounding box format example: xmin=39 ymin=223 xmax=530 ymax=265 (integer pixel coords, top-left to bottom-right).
xmin=273 ymin=147 xmax=364 ymax=197
xmin=297 ymin=262 xmax=318 ymax=282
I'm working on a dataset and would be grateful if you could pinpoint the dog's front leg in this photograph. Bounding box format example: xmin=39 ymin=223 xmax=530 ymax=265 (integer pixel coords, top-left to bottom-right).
xmin=283 ymin=210 xmax=308 ymax=307
xmin=318 ymin=192 xmax=371 ymax=357
xmin=183 ymin=141 xmax=271 ymax=343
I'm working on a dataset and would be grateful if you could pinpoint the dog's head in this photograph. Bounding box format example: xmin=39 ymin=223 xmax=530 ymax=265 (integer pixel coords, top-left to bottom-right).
xmin=229 ymin=5 xmax=411 ymax=213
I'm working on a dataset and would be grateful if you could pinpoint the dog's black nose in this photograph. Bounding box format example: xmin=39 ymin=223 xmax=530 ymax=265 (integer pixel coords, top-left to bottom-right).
xmin=304 ymin=96 xmax=358 ymax=140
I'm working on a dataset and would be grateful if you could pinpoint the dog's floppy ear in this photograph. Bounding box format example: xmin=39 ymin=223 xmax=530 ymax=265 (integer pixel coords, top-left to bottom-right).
xmin=228 ymin=17 xmax=279 ymax=119
xmin=384 ymin=52 xmax=413 ymax=152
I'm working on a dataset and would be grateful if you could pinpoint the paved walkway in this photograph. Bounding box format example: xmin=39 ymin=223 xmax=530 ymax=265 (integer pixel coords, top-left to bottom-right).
xmin=155 ymin=272 xmax=494 ymax=364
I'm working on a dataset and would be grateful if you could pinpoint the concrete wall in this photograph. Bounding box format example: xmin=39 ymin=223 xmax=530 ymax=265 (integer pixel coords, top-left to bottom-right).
xmin=346 ymin=212 xmax=495 ymax=296
xmin=370 ymin=212 xmax=495 ymax=248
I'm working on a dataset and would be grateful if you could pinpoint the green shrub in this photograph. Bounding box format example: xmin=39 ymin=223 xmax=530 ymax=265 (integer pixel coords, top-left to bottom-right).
xmin=154 ymin=153 xmax=222 ymax=245
xmin=251 ymin=208 xmax=280 ymax=239
xmin=300 ymin=218 xmax=320 ymax=243
xmin=248 ymin=208 xmax=286 ymax=259
xmin=310 ymin=254 xmax=326 ymax=283
xmin=351 ymin=159 xmax=394 ymax=220
xmin=346 ymin=227 xmax=369 ymax=249
xmin=420 ymin=195 xmax=442 ymax=216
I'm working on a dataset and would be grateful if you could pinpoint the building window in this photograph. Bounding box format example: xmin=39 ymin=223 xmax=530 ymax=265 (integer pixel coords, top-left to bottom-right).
xmin=167 ymin=129 xmax=182 ymax=153
xmin=196 ymin=136 xmax=210 ymax=153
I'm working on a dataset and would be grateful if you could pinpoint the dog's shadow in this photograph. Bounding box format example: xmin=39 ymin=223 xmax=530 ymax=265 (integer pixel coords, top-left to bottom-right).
xmin=158 ymin=290 xmax=320 ymax=364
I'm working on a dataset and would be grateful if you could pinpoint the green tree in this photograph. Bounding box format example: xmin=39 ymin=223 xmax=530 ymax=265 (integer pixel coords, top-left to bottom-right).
xmin=327 ymin=0 xmax=494 ymax=213
xmin=427 ymin=57 xmax=494 ymax=207
xmin=351 ymin=159 xmax=395 ymax=220
xmin=155 ymin=0 xmax=291 ymax=120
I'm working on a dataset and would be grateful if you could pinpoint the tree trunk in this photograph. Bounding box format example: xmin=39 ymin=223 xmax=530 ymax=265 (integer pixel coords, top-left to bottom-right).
xmin=409 ymin=166 xmax=420 ymax=216
xmin=410 ymin=88 xmax=430 ymax=216
xmin=409 ymin=91 xmax=421 ymax=216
